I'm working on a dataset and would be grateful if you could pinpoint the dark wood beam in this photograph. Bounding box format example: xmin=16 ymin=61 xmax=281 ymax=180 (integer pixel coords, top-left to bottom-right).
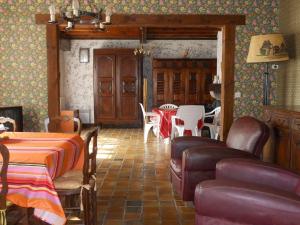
xmin=60 ymin=26 xmax=140 ymax=39
xmin=139 ymin=27 xmax=147 ymax=44
xmin=46 ymin=24 xmax=60 ymax=118
xmin=220 ymin=24 xmax=235 ymax=141
xmin=36 ymin=14 xmax=246 ymax=27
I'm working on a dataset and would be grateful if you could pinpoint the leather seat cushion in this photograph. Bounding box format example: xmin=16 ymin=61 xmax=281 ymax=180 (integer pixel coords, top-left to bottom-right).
xmin=170 ymin=159 xmax=182 ymax=178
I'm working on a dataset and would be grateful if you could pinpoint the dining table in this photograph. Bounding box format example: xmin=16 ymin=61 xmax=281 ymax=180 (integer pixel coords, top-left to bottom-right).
xmin=0 ymin=131 xmax=85 ymax=225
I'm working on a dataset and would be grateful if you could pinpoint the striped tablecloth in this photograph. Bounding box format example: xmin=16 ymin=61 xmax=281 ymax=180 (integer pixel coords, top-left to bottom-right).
xmin=0 ymin=132 xmax=85 ymax=225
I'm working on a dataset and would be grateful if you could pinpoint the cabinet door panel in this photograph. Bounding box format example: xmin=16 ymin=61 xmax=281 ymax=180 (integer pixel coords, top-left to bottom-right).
xmin=270 ymin=114 xmax=291 ymax=168
xmin=291 ymin=131 xmax=300 ymax=173
xmin=185 ymin=70 xmax=202 ymax=104
xmin=273 ymin=126 xmax=291 ymax=168
xmin=169 ymin=70 xmax=185 ymax=105
xmin=291 ymin=119 xmax=300 ymax=172
xmin=202 ymin=68 xmax=214 ymax=103
xmin=153 ymin=69 xmax=169 ymax=106
xmin=94 ymin=55 xmax=115 ymax=121
xmin=116 ymin=54 xmax=139 ymax=120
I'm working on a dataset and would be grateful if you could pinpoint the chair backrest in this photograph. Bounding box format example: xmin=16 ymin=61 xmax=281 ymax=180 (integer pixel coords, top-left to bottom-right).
xmin=212 ymin=107 xmax=221 ymax=126
xmin=226 ymin=116 xmax=270 ymax=157
xmin=0 ymin=117 xmax=16 ymax=132
xmin=45 ymin=116 xmax=81 ymax=134
xmin=139 ymin=103 xmax=146 ymax=121
xmin=0 ymin=144 xmax=9 ymax=211
xmin=83 ymin=127 xmax=98 ymax=185
xmin=159 ymin=104 xmax=178 ymax=109
xmin=176 ymin=105 xmax=205 ymax=131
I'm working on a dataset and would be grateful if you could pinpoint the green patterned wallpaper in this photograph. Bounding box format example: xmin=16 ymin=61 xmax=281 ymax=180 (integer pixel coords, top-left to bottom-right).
xmin=0 ymin=0 xmax=279 ymax=131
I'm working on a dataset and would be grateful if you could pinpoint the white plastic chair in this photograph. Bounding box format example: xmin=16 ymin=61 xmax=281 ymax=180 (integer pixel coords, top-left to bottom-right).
xmin=159 ymin=104 xmax=178 ymax=109
xmin=171 ymin=105 xmax=205 ymax=139
xmin=203 ymin=106 xmax=221 ymax=139
xmin=139 ymin=103 xmax=160 ymax=143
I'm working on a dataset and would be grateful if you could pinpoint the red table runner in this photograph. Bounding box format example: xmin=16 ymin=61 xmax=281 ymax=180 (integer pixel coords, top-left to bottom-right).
xmin=153 ymin=108 xmax=204 ymax=139
xmin=153 ymin=108 xmax=177 ymax=139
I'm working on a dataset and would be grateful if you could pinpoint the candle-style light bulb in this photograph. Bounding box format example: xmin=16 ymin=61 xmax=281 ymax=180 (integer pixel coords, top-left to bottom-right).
xmin=66 ymin=21 xmax=73 ymax=30
xmin=99 ymin=22 xmax=104 ymax=30
xmin=105 ymin=6 xmax=112 ymax=24
xmin=72 ymin=0 xmax=80 ymax=17
xmin=48 ymin=4 xmax=56 ymax=22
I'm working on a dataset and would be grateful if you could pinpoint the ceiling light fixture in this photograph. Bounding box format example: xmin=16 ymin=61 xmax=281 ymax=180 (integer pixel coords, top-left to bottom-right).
xmin=48 ymin=0 xmax=112 ymax=31
xmin=134 ymin=44 xmax=151 ymax=56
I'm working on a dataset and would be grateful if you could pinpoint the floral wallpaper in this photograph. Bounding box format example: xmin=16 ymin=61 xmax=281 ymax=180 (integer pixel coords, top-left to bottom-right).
xmin=0 ymin=0 xmax=279 ymax=131
xmin=60 ymin=39 xmax=217 ymax=123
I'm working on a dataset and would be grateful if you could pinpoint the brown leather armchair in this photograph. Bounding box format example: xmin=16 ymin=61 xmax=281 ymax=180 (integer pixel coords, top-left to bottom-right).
xmin=170 ymin=116 xmax=269 ymax=201
xmin=195 ymin=158 xmax=300 ymax=225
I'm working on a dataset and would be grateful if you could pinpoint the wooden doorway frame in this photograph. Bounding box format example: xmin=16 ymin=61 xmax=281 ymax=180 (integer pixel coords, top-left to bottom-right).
xmin=36 ymin=14 xmax=245 ymax=140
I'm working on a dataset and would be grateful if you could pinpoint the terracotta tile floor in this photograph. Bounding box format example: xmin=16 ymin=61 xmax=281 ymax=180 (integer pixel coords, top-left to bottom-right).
xmin=96 ymin=128 xmax=195 ymax=225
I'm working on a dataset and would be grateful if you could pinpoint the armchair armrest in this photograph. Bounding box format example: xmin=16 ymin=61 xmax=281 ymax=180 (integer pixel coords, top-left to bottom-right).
xmin=182 ymin=147 xmax=255 ymax=171
xmin=216 ymin=158 xmax=300 ymax=193
xmin=195 ymin=180 xmax=300 ymax=225
xmin=171 ymin=136 xmax=225 ymax=160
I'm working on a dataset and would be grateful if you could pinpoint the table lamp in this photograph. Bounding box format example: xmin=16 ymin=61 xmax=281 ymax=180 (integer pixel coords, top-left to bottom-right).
xmin=247 ymin=34 xmax=289 ymax=105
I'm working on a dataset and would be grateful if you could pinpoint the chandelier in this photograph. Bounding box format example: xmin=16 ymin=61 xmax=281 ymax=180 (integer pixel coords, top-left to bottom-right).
xmin=48 ymin=0 xmax=112 ymax=31
xmin=134 ymin=44 xmax=151 ymax=56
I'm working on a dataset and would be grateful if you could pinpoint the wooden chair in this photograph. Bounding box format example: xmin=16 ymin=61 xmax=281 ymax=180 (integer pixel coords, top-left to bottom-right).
xmin=44 ymin=115 xmax=82 ymax=135
xmin=0 ymin=144 xmax=29 ymax=225
xmin=0 ymin=117 xmax=16 ymax=132
xmin=0 ymin=144 xmax=9 ymax=225
xmin=53 ymin=127 xmax=98 ymax=225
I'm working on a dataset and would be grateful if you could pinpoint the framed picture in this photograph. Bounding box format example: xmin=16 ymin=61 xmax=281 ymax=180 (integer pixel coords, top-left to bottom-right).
xmin=79 ymin=48 xmax=89 ymax=63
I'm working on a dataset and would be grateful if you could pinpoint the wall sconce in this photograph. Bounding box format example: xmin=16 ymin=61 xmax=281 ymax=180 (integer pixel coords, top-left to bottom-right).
xmin=79 ymin=48 xmax=89 ymax=63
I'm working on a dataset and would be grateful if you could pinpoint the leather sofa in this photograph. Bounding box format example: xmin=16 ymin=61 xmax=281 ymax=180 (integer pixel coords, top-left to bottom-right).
xmin=170 ymin=116 xmax=269 ymax=201
xmin=195 ymin=158 xmax=300 ymax=225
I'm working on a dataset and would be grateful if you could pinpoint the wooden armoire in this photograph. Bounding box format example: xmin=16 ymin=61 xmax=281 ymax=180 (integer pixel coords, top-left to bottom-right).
xmin=152 ymin=58 xmax=217 ymax=107
xmin=94 ymin=49 xmax=142 ymax=127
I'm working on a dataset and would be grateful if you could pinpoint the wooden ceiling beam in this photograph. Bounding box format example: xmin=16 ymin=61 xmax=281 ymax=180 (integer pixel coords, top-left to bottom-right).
xmin=59 ymin=26 xmax=140 ymax=39
xmin=36 ymin=14 xmax=245 ymax=27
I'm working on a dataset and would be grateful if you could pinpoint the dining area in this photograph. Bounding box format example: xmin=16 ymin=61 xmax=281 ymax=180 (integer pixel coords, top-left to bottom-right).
xmin=0 ymin=116 xmax=98 ymax=225
xmin=139 ymin=103 xmax=221 ymax=144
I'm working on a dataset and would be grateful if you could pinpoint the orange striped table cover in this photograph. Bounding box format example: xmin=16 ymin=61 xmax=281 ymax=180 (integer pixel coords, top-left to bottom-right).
xmin=0 ymin=132 xmax=85 ymax=225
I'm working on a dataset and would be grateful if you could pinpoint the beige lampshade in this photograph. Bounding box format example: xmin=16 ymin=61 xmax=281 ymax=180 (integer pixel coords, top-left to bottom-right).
xmin=247 ymin=34 xmax=289 ymax=63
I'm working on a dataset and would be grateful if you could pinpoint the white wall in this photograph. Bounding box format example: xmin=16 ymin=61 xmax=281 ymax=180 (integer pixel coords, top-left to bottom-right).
xmin=60 ymin=39 xmax=217 ymax=123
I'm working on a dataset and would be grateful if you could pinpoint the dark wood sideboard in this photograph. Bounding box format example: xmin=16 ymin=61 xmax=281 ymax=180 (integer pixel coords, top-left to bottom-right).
xmin=0 ymin=106 xmax=23 ymax=131
xmin=152 ymin=58 xmax=216 ymax=107
xmin=263 ymin=106 xmax=300 ymax=173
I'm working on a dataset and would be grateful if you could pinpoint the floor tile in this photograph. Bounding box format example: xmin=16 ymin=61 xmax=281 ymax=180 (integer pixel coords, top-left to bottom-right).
xmin=85 ymin=128 xmax=195 ymax=225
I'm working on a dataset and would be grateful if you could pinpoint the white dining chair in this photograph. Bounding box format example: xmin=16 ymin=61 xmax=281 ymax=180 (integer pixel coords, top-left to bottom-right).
xmin=203 ymin=106 xmax=221 ymax=139
xmin=159 ymin=104 xmax=178 ymax=109
xmin=171 ymin=105 xmax=205 ymax=139
xmin=139 ymin=103 xmax=160 ymax=143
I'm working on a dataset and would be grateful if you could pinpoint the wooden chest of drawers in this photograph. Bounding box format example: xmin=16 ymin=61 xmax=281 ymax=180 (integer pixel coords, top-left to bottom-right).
xmin=264 ymin=106 xmax=300 ymax=173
